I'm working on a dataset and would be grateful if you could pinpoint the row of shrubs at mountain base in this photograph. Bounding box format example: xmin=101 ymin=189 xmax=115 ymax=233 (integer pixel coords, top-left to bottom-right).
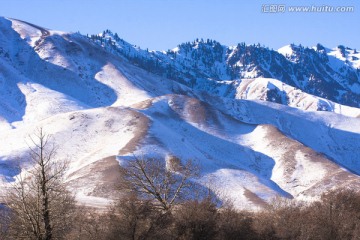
xmin=2 ymin=188 xmax=358 ymax=240
xmin=2 ymin=181 xmax=360 ymax=239
xmin=0 ymin=130 xmax=359 ymax=239
xmin=62 ymin=189 xmax=359 ymax=240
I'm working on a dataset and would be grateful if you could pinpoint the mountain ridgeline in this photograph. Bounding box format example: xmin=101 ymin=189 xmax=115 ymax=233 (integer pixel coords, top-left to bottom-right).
xmin=90 ymin=30 xmax=360 ymax=109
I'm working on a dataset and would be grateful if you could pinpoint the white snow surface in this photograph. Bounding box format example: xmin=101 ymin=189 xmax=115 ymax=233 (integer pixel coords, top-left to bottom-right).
xmin=277 ymin=45 xmax=293 ymax=57
xmin=233 ymin=77 xmax=360 ymax=117
xmin=1 ymin=17 xmax=360 ymax=210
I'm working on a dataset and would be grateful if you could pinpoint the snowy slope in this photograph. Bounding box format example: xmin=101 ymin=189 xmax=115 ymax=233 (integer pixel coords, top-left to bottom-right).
xmin=2 ymin=93 xmax=359 ymax=210
xmin=233 ymin=77 xmax=360 ymax=117
xmin=0 ymin=17 xmax=360 ymax=210
xmin=128 ymin=95 xmax=360 ymax=208
xmin=200 ymin=95 xmax=360 ymax=175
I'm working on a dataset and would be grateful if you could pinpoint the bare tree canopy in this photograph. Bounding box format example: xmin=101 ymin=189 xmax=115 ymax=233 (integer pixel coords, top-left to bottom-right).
xmin=119 ymin=156 xmax=199 ymax=211
xmin=4 ymin=128 xmax=76 ymax=240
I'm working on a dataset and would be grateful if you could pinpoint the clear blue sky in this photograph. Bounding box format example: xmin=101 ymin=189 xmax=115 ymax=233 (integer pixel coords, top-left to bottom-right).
xmin=0 ymin=0 xmax=359 ymax=51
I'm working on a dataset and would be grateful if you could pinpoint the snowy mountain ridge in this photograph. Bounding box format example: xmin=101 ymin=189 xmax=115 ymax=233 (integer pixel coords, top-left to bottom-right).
xmin=91 ymin=30 xmax=360 ymax=112
xmin=0 ymin=17 xmax=360 ymax=210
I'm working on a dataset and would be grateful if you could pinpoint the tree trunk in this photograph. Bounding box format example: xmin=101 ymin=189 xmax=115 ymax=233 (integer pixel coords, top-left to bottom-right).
xmin=40 ymin=133 xmax=52 ymax=240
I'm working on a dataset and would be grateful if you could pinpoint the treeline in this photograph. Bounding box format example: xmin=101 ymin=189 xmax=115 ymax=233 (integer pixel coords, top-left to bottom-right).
xmin=3 ymin=188 xmax=358 ymax=240
xmin=59 ymin=188 xmax=360 ymax=240
xmin=0 ymin=130 xmax=360 ymax=239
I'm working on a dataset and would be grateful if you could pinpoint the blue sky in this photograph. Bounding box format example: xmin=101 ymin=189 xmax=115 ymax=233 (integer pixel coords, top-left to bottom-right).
xmin=0 ymin=0 xmax=359 ymax=51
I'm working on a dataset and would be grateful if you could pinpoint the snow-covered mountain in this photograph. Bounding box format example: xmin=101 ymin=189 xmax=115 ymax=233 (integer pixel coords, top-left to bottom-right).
xmin=92 ymin=30 xmax=360 ymax=113
xmin=1 ymin=17 xmax=360 ymax=210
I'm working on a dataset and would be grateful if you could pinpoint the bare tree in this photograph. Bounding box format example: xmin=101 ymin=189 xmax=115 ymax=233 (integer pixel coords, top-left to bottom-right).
xmin=119 ymin=156 xmax=199 ymax=211
xmin=216 ymin=207 xmax=258 ymax=240
xmin=0 ymin=204 xmax=10 ymax=239
xmin=4 ymin=128 xmax=75 ymax=240
xmin=173 ymin=197 xmax=218 ymax=240
xmin=302 ymin=189 xmax=360 ymax=240
xmin=253 ymin=197 xmax=304 ymax=240
xmin=106 ymin=193 xmax=173 ymax=240
xmin=66 ymin=206 xmax=110 ymax=240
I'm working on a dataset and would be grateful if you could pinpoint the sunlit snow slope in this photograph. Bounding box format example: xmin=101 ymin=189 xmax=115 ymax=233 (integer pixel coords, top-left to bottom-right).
xmin=1 ymin=17 xmax=360 ymax=210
